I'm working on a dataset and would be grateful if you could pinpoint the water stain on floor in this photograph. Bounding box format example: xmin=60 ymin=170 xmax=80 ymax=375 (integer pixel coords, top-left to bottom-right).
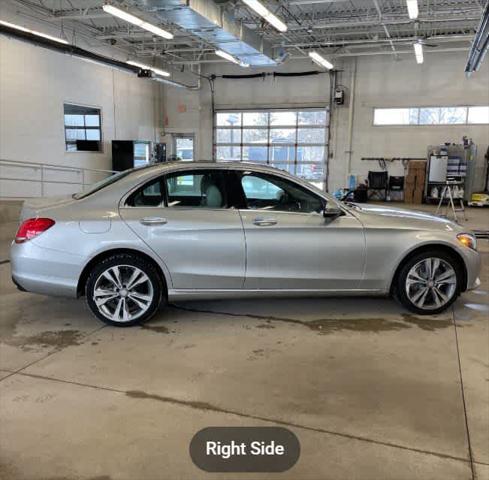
xmin=256 ymin=323 xmax=276 ymax=329
xmin=400 ymin=314 xmax=453 ymax=332
xmin=140 ymin=324 xmax=170 ymax=334
xmin=170 ymin=304 xmax=455 ymax=335
xmin=306 ymin=317 xmax=411 ymax=334
xmin=4 ymin=330 xmax=83 ymax=351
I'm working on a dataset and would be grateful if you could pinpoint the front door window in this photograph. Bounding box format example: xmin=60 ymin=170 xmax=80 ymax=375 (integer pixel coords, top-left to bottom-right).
xmin=240 ymin=173 xmax=323 ymax=213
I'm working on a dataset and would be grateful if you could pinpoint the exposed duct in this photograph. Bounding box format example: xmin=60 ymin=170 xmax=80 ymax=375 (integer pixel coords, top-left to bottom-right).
xmin=465 ymin=1 xmax=489 ymax=74
xmin=141 ymin=0 xmax=277 ymax=66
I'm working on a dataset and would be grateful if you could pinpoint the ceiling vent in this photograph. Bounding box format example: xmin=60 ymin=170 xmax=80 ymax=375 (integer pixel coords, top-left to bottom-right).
xmin=142 ymin=0 xmax=277 ymax=66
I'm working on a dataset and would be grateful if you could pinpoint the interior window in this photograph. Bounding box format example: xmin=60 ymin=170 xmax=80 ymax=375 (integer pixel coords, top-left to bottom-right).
xmin=240 ymin=173 xmax=323 ymax=213
xmin=126 ymin=177 xmax=164 ymax=207
xmin=165 ymin=170 xmax=228 ymax=208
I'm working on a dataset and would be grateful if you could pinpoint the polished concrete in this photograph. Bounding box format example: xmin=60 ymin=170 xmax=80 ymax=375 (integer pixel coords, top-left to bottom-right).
xmin=0 ymin=203 xmax=488 ymax=480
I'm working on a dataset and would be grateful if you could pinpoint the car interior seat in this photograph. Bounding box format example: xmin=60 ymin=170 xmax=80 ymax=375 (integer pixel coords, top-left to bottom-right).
xmin=200 ymin=174 xmax=224 ymax=208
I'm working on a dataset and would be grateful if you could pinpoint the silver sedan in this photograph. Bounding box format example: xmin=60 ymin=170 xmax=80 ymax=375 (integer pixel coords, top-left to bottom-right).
xmin=10 ymin=162 xmax=481 ymax=326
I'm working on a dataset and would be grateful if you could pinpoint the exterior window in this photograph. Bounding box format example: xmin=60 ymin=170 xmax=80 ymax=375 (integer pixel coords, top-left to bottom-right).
xmin=64 ymin=103 xmax=102 ymax=151
xmin=468 ymin=106 xmax=489 ymax=124
xmin=373 ymin=106 xmax=489 ymax=126
xmin=165 ymin=170 xmax=228 ymax=208
xmin=214 ymin=108 xmax=328 ymax=189
xmin=240 ymin=173 xmax=323 ymax=214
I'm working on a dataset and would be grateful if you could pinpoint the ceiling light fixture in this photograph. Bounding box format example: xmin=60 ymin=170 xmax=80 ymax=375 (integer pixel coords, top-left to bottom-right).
xmin=103 ymin=4 xmax=173 ymax=40
xmin=413 ymin=42 xmax=423 ymax=64
xmin=308 ymin=51 xmax=334 ymax=70
xmin=126 ymin=60 xmax=170 ymax=77
xmin=0 ymin=19 xmax=68 ymax=44
xmin=406 ymin=0 xmax=419 ymax=20
xmin=241 ymin=0 xmax=287 ymax=32
xmin=215 ymin=49 xmax=249 ymax=67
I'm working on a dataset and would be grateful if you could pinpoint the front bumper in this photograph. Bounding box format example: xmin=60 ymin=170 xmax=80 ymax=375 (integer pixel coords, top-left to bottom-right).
xmin=460 ymin=246 xmax=482 ymax=291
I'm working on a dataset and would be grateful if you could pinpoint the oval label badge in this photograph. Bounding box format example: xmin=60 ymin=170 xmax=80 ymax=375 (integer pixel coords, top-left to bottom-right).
xmin=189 ymin=426 xmax=300 ymax=472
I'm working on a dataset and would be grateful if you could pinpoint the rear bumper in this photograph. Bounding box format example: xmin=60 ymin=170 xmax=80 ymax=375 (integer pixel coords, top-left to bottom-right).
xmin=10 ymin=240 xmax=83 ymax=298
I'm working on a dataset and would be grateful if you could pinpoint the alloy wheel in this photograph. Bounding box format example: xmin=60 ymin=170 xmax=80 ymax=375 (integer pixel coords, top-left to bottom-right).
xmin=93 ymin=265 xmax=154 ymax=323
xmin=405 ymin=257 xmax=457 ymax=310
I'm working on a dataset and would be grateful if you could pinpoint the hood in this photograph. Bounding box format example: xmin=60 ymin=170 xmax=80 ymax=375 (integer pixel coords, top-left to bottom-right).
xmin=346 ymin=203 xmax=463 ymax=232
xmin=20 ymin=195 xmax=75 ymax=221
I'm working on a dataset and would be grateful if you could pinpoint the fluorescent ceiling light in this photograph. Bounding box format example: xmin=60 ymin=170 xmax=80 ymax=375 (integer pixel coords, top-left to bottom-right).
xmin=215 ymin=49 xmax=249 ymax=67
xmin=242 ymin=0 xmax=287 ymax=32
xmin=406 ymin=0 xmax=419 ymax=19
xmin=127 ymin=60 xmax=170 ymax=77
xmin=308 ymin=51 xmax=334 ymax=70
xmin=0 ymin=19 xmax=68 ymax=44
xmin=413 ymin=42 xmax=423 ymax=64
xmin=103 ymin=4 xmax=173 ymax=40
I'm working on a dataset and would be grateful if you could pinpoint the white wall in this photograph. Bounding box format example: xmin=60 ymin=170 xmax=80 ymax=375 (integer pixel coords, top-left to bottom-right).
xmin=344 ymin=52 xmax=489 ymax=189
xmin=0 ymin=36 xmax=161 ymax=197
xmin=162 ymin=51 xmax=489 ymax=192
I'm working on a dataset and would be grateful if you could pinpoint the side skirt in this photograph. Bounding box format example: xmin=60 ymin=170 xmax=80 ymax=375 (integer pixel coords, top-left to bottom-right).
xmin=168 ymin=288 xmax=388 ymax=301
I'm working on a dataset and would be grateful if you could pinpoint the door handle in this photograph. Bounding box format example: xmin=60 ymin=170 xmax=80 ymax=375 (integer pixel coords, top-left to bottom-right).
xmin=140 ymin=217 xmax=168 ymax=226
xmin=253 ymin=217 xmax=277 ymax=226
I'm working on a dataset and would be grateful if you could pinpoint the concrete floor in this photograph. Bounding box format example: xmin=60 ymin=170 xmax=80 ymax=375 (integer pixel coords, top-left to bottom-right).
xmin=0 ymin=203 xmax=488 ymax=480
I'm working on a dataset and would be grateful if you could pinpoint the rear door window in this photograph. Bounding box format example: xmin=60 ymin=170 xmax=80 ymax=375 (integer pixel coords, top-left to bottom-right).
xmin=165 ymin=170 xmax=228 ymax=208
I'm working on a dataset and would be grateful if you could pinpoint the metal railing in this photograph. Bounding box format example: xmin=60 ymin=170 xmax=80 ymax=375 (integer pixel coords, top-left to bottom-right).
xmin=0 ymin=159 xmax=117 ymax=197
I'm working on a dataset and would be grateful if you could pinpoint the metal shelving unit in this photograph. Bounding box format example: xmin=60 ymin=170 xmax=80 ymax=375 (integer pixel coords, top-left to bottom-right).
xmin=425 ymin=143 xmax=477 ymax=203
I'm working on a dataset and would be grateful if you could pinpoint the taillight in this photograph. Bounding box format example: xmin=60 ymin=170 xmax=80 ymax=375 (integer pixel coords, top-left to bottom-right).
xmin=15 ymin=218 xmax=55 ymax=243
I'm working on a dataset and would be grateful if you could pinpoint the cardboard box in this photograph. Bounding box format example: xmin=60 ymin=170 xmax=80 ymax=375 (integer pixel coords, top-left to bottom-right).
xmin=408 ymin=160 xmax=427 ymax=171
xmin=412 ymin=189 xmax=423 ymax=204
xmin=404 ymin=161 xmax=427 ymax=204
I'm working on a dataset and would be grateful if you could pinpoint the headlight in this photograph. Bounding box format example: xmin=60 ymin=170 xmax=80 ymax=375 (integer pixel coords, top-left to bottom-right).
xmin=457 ymin=233 xmax=477 ymax=250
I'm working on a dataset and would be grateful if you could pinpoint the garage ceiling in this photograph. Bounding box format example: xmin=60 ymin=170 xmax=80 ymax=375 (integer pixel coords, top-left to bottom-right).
xmin=3 ymin=0 xmax=487 ymax=68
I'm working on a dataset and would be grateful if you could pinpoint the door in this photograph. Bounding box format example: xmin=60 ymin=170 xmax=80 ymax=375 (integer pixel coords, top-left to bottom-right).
xmin=237 ymin=172 xmax=365 ymax=290
xmin=120 ymin=169 xmax=245 ymax=289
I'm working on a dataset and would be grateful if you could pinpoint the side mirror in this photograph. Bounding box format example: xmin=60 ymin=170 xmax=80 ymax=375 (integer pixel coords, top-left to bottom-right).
xmin=323 ymin=204 xmax=342 ymax=218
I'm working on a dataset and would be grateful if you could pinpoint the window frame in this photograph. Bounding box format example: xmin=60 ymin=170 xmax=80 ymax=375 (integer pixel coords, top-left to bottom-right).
xmin=236 ymin=171 xmax=326 ymax=215
xmin=214 ymin=108 xmax=329 ymax=187
xmin=164 ymin=169 xmax=234 ymax=210
xmin=125 ymin=176 xmax=166 ymax=208
xmin=372 ymin=105 xmax=489 ymax=126
xmin=123 ymin=169 xmax=234 ymax=210
xmin=63 ymin=102 xmax=103 ymax=153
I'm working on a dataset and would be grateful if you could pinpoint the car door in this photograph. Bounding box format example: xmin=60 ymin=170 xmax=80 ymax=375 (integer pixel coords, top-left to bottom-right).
xmin=237 ymin=171 xmax=365 ymax=290
xmin=119 ymin=169 xmax=245 ymax=289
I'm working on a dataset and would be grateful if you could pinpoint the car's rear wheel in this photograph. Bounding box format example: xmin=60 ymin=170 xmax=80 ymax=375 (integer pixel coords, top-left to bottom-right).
xmin=395 ymin=250 xmax=462 ymax=315
xmin=86 ymin=253 xmax=163 ymax=326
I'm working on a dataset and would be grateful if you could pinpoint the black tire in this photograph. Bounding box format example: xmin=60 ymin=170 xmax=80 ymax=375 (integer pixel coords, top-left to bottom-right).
xmin=86 ymin=253 xmax=164 ymax=327
xmin=394 ymin=250 xmax=463 ymax=315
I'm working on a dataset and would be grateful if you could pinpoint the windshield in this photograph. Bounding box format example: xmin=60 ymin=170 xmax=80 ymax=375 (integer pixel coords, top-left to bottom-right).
xmin=73 ymin=170 xmax=132 ymax=199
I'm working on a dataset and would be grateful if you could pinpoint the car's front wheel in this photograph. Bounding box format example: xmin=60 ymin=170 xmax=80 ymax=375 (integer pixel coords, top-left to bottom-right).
xmin=396 ymin=250 xmax=462 ymax=315
xmin=86 ymin=253 xmax=163 ymax=326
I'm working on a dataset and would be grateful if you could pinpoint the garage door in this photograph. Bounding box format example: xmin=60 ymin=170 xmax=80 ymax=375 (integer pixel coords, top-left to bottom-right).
xmin=214 ymin=108 xmax=329 ymax=190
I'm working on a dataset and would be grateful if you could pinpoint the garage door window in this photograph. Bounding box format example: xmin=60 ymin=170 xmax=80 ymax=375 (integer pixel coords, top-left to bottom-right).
xmin=215 ymin=109 xmax=328 ymax=189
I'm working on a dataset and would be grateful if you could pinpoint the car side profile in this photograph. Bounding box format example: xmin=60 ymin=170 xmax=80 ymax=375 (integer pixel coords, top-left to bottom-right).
xmin=11 ymin=162 xmax=481 ymax=326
